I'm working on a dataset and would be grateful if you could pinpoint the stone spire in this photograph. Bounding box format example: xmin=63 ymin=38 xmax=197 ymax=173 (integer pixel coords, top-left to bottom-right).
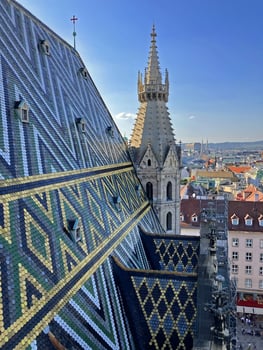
xmin=129 ymin=26 xmax=181 ymax=234
xmin=130 ymin=25 xmax=176 ymax=167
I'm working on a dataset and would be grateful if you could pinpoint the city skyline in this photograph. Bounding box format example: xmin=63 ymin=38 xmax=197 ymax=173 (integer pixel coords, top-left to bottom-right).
xmin=19 ymin=0 xmax=263 ymax=143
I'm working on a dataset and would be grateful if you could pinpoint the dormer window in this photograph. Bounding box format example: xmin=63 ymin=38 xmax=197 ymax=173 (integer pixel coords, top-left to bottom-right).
xmin=135 ymin=184 xmax=142 ymax=197
xmin=259 ymin=214 xmax=263 ymax=227
xmin=147 ymin=159 xmax=151 ymax=166
xmin=231 ymin=214 xmax=239 ymax=226
xmin=106 ymin=126 xmax=114 ymax=138
xmin=76 ymin=118 xmax=86 ymax=133
xmin=113 ymin=196 xmax=121 ymax=212
xmin=191 ymin=213 xmax=198 ymax=223
xmin=14 ymin=100 xmax=29 ymax=123
xmin=79 ymin=67 xmax=88 ymax=79
xmin=245 ymin=214 xmax=253 ymax=227
xmin=67 ymin=218 xmax=81 ymax=243
xmin=39 ymin=39 xmax=50 ymax=56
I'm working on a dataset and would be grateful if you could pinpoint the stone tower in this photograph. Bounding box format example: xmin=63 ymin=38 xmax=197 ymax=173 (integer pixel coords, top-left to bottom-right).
xmin=130 ymin=25 xmax=181 ymax=234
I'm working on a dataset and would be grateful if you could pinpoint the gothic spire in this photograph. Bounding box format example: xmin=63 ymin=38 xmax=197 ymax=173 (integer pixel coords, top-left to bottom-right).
xmin=145 ymin=25 xmax=162 ymax=85
xmin=131 ymin=26 xmax=176 ymax=166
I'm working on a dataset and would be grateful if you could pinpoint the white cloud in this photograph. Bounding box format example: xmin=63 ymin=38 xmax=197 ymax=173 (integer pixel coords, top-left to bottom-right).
xmin=188 ymin=115 xmax=196 ymax=120
xmin=114 ymin=112 xmax=136 ymax=120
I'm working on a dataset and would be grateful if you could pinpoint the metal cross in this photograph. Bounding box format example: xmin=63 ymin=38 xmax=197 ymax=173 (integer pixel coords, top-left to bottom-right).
xmin=70 ymin=15 xmax=78 ymax=50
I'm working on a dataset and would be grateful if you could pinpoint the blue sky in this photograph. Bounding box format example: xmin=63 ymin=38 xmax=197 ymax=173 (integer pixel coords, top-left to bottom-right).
xmin=18 ymin=0 xmax=263 ymax=143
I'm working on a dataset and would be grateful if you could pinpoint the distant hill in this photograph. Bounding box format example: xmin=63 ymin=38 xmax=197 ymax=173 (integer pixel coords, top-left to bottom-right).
xmin=207 ymin=141 xmax=263 ymax=151
xmin=183 ymin=141 xmax=263 ymax=151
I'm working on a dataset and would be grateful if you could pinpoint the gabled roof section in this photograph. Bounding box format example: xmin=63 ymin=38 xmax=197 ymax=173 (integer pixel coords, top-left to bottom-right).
xmin=236 ymin=184 xmax=263 ymax=201
xmin=138 ymin=143 xmax=158 ymax=168
xmin=195 ymin=170 xmax=237 ymax=181
xmin=163 ymin=143 xmax=180 ymax=169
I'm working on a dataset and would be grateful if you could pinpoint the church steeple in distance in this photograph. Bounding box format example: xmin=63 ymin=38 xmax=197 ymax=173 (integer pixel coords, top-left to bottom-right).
xmin=129 ymin=26 xmax=181 ymax=234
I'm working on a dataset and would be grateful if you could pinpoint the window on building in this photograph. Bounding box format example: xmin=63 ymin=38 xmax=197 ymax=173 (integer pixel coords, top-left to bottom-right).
xmin=232 ymin=252 xmax=239 ymax=261
xmin=260 ymin=254 xmax=263 ymax=263
xmin=245 ymin=279 xmax=252 ymax=288
xmin=259 ymin=280 xmax=263 ymax=289
xmin=147 ymin=159 xmax=151 ymax=166
xmin=245 ymin=266 xmax=252 ymax=274
xmin=167 ymin=182 xmax=172 ymax=201
xmin=166 ymin=212 xmax=172 ymax=231
xmin=246 ymin=239 xmax=253 ymax=248
xmin=246 ymin=252 xmax=252 ymax=261
xmin=232 ymin=265 xmax=239 ymax=274
xmin=146 ymin=182 xmax=153 ymax=201
xmin=259 ymin=215 xmax=263 ymax=227
xmin=232 ymin=238 xmax=239 ymax=247
xmin=260 ymin=239 xmax=263 ymax=249
xmin=191 ymin=214 xmax=198 ymax=223
xmin=245 ymin=215 xmax=253 ymax=226
xmin=231 ymin=214 xmax=239 ymax=226
xmin=260 ymin=267 xmax=263 ymax=276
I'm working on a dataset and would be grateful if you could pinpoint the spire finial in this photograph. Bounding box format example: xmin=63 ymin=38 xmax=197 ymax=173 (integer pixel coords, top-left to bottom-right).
xmin=70 ymin=15 xmax=78 ymax=50
xmin=151 ymin=24 xmax=157 ymax=42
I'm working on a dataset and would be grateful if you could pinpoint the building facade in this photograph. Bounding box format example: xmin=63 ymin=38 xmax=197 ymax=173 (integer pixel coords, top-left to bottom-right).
xmin=228 ymin=201 xmax=263 ymax=314
xmin=129 ymin=26 xmax=181 ymax=234
xmin=181 ymin=198 xmax=263 ymax=315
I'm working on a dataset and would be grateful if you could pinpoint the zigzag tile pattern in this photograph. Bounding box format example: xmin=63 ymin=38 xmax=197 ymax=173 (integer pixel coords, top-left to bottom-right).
xmin=0 ymin=1 xmax=165 ymax=349
xmin=0 ymin=1 xmax=200 ymax=349
xmin=140 ymin=230 xmax=200 ymax=273
xmin=113 ymin=258 xmax=198 ymax=350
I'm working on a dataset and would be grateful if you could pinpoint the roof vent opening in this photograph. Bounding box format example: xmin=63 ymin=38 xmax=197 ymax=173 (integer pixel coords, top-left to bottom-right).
xmin=79 ymin=67 xmax=88 ymax=79
xmin=39 ymin=39 xmax=51 ymax=56
xmin=76 ymin=118 xmax=86 ymax=133
xmin=66 ymin=218 xmax=82 ymax=243
xmin=14 ymin=100 xmax=29 ymax=123
xmin=106 ymin=126 xmax=114 ymax=138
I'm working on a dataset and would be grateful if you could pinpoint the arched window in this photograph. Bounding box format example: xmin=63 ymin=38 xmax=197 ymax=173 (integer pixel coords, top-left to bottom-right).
xmin=146 ymin=182 xmax=153 ymax=200
xmin=167 ymin=181 xmax=172 ymax=200
xmin=166 ymin=212 xmax=172 ymax=231
xmin=147 ymin=159 xmax=151 ymax=166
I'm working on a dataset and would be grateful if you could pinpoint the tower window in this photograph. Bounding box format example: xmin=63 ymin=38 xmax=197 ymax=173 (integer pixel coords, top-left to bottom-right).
xmin=166 ymin=212 xmax=172 ymax=231
xmin=147 ymin=159 xmax=151 ymax=166
xmin=167 ymin=181 xmax=172 ymax=200
xmin=146 ymin=182 xmax=153 ymax=201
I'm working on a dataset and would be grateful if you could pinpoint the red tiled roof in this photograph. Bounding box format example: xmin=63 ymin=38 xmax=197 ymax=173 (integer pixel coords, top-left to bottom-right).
xmin=180 ymin=198 xmax=263 ymax=232
xmin=227 ymin=165 xmax=251 ymax=174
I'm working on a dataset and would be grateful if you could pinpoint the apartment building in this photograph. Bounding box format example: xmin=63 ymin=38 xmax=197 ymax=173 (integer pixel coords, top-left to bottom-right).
xmin=228 ymin=201 xmax=263 ymax=314
xmin=181 ymin=198 xmax=263 ymax=314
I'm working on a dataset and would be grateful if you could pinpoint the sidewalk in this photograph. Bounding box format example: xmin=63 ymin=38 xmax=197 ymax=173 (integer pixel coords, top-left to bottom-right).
xmin=235 ymin=314 xmax=263 ymax=349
